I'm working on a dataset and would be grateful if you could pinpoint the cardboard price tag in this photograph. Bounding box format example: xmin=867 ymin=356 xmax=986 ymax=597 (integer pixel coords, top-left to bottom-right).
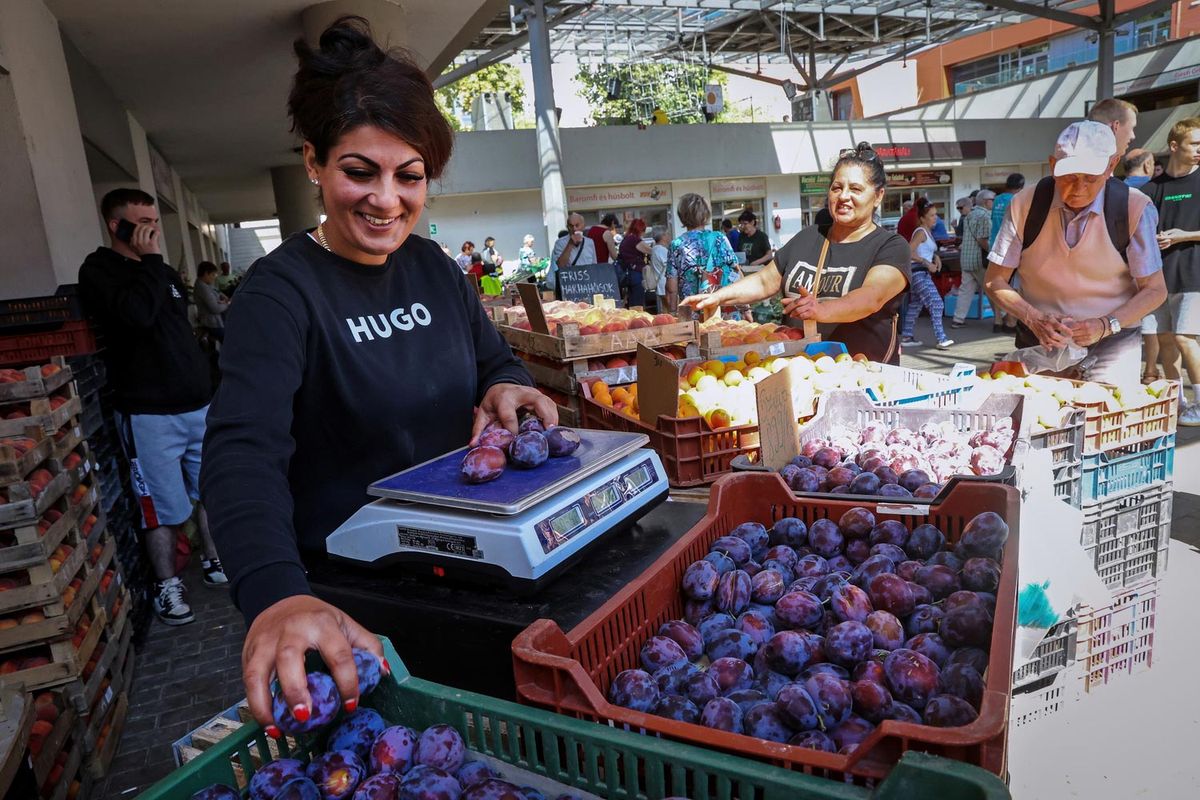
xmin=754 ymin=362 xmax=806 ymax=470
xmin=636 ymin=344 xmax=680 ymax=425
xmin=517 ymin=283 xmax=550 ymax=334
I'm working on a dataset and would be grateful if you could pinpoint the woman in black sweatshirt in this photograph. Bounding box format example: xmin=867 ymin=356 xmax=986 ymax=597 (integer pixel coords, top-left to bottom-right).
xmin=199 ymin=16 xmax=553 ymax=737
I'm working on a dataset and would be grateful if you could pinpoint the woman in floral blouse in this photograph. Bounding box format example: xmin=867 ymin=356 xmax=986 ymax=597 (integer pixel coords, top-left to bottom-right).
xmin=666 ymin=193 xmax=742 ymax=317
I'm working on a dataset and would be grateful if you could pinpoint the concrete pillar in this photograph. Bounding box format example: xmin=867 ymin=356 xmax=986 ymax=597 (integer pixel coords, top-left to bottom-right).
xmin=171 ymin=172 xmax=196 ymax=278
xmin=127 ymin=113 xmax=158 ymax=205
xmin=525 ymin=0 xmax=568 ymax=257
xmin=1097 ymin=0 xmax=1115 ymax=101
xmin=272 ymin=165 xmax=323 ymax=238
xmin=301 ymin=0 xmax=407 ymax=49
xmin=0 ymin=0 xmax=103 ymax=298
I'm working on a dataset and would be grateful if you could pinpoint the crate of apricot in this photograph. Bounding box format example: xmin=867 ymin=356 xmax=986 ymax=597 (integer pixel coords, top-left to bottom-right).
xmin=498 ymin=301 xmax=697 ymax=360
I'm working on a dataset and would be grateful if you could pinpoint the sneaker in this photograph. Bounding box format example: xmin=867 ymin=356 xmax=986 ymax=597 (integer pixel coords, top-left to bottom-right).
xmin=1180 ymin=403 xmax=1200 ymax=427
xmin=202 ymin=558 xmax=229 ymax=587
xmin=936 ymin=339 xmax=955 ymax=349
xmin=901 ymin=337 xmax=922 ymax=347
xmin=951 ymin=320 xmax=967 ymax=329
xmin=154 ymin=577 xmax=195 ymax=626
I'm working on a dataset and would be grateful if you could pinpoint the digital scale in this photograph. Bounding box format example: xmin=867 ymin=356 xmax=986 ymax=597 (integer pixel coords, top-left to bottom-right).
xmin=325 ymin=430 xmax=669 ymax=593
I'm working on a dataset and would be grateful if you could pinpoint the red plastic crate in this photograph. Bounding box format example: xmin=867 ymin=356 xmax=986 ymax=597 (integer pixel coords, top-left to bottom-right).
xmin=0 ymin=321 xmax=98 ymax=367
xmin=579 ymin=379 xmax=759 ymax=487
xmin=512 ymin=472 xmax=1019 ymax=784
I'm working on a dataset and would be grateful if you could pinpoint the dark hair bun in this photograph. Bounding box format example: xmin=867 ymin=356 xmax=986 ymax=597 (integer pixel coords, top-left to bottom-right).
xmin=288 ymin=15 xmax=453 ymax=178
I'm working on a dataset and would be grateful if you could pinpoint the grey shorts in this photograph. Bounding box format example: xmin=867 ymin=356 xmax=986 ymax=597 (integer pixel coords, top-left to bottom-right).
xmin=117 ymin=406 xmax=207 ymax=529
xmin=1142 ymin=292 xmax=1200 ymax=336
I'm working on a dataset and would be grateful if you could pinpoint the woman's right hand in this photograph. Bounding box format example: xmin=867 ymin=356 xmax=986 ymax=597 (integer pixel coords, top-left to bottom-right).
xmin=242 ymin=595 xmax=386 ymax=737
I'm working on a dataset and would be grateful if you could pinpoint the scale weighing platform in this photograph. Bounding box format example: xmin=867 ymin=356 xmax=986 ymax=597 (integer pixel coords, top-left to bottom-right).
xmin=325 ymin=430 xmax=669 ymax=592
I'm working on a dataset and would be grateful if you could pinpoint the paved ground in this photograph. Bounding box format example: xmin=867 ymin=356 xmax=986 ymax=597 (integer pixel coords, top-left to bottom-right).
xmin=92 ymin=315 xmax=1199 ymax=798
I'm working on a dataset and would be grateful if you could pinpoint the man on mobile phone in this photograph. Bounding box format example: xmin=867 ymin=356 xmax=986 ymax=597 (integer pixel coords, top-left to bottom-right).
xmin=78 ymin=188 xmax=226 ymax=627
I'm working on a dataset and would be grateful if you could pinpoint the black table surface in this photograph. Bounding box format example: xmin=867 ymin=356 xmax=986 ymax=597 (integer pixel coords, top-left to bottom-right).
xmin=309 ymin=499 xmax=707 ymax=699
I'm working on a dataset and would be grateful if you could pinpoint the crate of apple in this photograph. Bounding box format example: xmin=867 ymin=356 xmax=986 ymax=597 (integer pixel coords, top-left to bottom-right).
xmin=460 ymin=418 xmax=581 ymax=485
xmin=506 ymin=300 xmax=678 ymax=335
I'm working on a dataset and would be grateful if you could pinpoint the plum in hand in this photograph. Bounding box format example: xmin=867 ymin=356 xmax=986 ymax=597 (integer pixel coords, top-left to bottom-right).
xmin=272 ymin=673 xmax=341 ymax=735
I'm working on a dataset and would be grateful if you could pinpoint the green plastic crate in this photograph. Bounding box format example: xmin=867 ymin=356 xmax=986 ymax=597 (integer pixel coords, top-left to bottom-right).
xmin=140 ymin=639 xmax=1009 ymax=800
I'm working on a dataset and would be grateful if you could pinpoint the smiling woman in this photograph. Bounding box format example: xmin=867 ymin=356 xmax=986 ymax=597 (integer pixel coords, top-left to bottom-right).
xmin=199 ymin=15 xmax=554 ymax=739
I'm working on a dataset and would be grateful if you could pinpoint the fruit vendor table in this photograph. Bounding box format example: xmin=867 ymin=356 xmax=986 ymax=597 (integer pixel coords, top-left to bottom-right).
xmin=307 ymin=499 xmax=706 ymax=700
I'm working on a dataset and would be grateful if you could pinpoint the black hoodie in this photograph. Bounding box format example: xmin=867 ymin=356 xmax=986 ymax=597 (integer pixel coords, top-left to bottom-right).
xmin=77 ymin=248 xmax=212 ymax=414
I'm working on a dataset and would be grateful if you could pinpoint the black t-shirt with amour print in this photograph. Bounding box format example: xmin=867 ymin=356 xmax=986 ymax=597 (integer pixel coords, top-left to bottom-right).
xmin=774 ymin=224 xmax=911 ymax=364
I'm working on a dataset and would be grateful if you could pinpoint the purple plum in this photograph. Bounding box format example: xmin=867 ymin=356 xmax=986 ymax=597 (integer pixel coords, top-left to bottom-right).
xmin=706 ymin=657 xmax=755 ymax=694
xmin=735 ymin=610 xmax=775 ymax=647
xmin=194 ymin=787 xmax=241 ymax=800
xmin=461 ymin=446 xmax=506 ymax=484
xmin=478 ymin=428 xmax=515 ymax=452
xmin=682 ymin=560 xmax=720 ymax=601
xmin=775 ymin=682 xmax=820 ymax=731
xmin=961 ymin=558 xmax=1001 ymax=593
xmin=940 ymin=605 xmax=993 ymax=649
xmin=770 ymin=518 xmax=807 ymax=548
xmin=867 ymin=573 xmax=916 ymax=618
xmin=905 ymin=524 xmax=945 ymax=561
xmin=544 ymin=427 xmax=581 ymax=457
xmin=904 ymin=605 xmax=944 ymax=638
xmin=306 ymin=750 xmax=365 ymax=800
xmin=640 ymin=635 xmax=688 ymax=673
xmin=399 ymin=766 xmax=461 ymax=800
xmin=698 ymin=613 xmax=736 ymax=645
xmin=653 ymin=662 xmax=701 ymax=695
xmin=700 ymin=697 xmax=744 ymax=733
xmin=607 ymin=670 xmax=658 ymax=712
xmin=457 ymin=762 xmax=496 ymax=789
xmin=272 ymin=673 xmax=341 ymax=735
xmin=658 ymin=620 xmax=704 ymax=661
xmin=851 ymin=679 xmax=893 ymax=723
xmin=838 ymin=508 xmax=876 ymax=540
xmin=462 ymin=779 xmax=525 ymax=800
xmin=884 ymin=649 xmax=941 ymax=709
xmin=830 ymin=583 xmax=873 ymax=623
xmin=803 ymin=673 xmax=853 ymax=729
xmin=830 ymin=715 xmax=876 ymax=750
xmin=731 ymin=522 xmax=770 ymax=561
xmin=743 ymin=703 xmax=793 ymax=742
xmin=683 ymin=672 xmax=721 ymax=706
xmin=940 ymin=663 xmax=985 ymax=710
xmin=762 ymin=631 xmax=819 ymax=676
xmin=865 ymin=610 xmax=905 ymax=650
xmin=905 ymin=633 xmax=951 ymax=668
xmin=653 ymin=695 xmax=700 ymax=723
xmin=915 ymin=564 xmax=961 ymax=600
xmin=710 ymin=536 xmax=752 ymax=566
xmin=716 ymin=570 xmax=752 ymax=615
xmin=509 ymin=432 xmax=549 ymax=469
xmin=370 ymin=726 xmax=418 ymax=776
xmin=416 ymin=724 xmax=466 ymax=773
xmin=789 ymin=730 xmax=836 ymax=752
xmin=775 ymin=591 xmax=824 ymax=630
xmin=750 ymin=569 xmax=786 ymax=604
xmin=923 ymin=694 xmax=979 ymax=728
xmin=898 ymin=469 xmax=931 ymax=494
xmin=250 ymin=759 xmax=307 ymax=800
xmin=959 ymin=512 xmax=1009 ymax=558
xmin=706 ymin=629 xmax=757 ymax=661
xmin=807 ymin=519 xmax=844 ymax=559
xmin=327 ymin=709 xmax=387 ymax=762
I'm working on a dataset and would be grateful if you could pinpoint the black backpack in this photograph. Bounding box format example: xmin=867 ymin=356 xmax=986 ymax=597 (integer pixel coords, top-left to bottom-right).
xmin=1021 ymin=176 xmax=1130 ymax=263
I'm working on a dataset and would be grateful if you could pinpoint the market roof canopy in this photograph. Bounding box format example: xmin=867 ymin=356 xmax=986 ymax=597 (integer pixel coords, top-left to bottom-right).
xmin=462 ymin=1 xmax=1175 ymax=74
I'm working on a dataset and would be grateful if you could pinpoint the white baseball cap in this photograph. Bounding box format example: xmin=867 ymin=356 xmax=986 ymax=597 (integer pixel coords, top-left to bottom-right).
xmin=1053 ymin=121 xmax=1117 ymax=176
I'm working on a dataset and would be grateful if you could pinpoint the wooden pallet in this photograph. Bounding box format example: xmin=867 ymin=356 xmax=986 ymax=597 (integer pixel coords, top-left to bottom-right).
xmin=697 ymin=330 xmax=820 ymax=361
xmin=498 ymin=319 xmax=698 ymax=360
xmin=0 ymin=383 xmax=82 ymax=438
xmin=176 ymin=702 xmax=299 ymax=785
xmin=0 ymin=428 xmax=53 ymax=486
xmin=0 ymin=358 xmax=72 ymax=404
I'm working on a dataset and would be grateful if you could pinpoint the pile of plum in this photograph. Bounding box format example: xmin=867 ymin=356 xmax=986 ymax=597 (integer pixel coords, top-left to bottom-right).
xmin=194 ymin=650 xmax=577 ymax=800
xmin=606 ymin=508 xmax=1009 ymax=754
xmin=461 ymin=417 xmax=581 ymax=484
xmin=778 ymin=419 xmax=1016 ymax=498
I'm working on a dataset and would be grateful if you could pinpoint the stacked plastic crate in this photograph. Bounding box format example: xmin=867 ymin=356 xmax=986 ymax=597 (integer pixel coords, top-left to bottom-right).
xmin=1072 ymin=392 xmax=1173 ymax=693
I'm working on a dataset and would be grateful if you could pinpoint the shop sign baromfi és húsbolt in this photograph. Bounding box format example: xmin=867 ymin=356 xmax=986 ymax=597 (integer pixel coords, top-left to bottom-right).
xmin=566 ymin=183 xmax=672 ymax=211
xmin=709 ymin=178 xmax=767 ymax=201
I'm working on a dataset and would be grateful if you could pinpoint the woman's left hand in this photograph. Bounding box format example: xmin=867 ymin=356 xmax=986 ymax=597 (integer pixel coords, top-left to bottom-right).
xmin=470 ymin=383 xmax=559 ymax=445
xmin=781 ymin=286 xmax=819 ymax=320
xmin=1066 ymin=317 xmax=1105 ymax=347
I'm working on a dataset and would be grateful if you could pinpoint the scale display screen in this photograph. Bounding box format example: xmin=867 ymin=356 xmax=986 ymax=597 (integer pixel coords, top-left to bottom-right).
xmin=588 ymin=484 xmax=621 ymax=515
xmin=624 ymin=465 xmax=652 ymax=492
xmin=551 ymin=505 xmax=586 ymax=537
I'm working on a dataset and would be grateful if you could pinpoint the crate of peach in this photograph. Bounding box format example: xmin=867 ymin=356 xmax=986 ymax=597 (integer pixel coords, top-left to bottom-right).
xmin=698 ymin=318 xmax=817 ymax=361
xmin=580 ymin=369 xmax=761 ymax=488
xmin=0 ymin=358 xmax=72 ymax=404
xmin=0 ymin=461 xmax=74 ymax=528
xmin=0 ymin=383 xmax=82 ymax=438
xmin=0 ymin=428 xmax=54 ymax=484
xmin=512 ymin=471 xmax=1018 ymax=784
xmin=985 ymin=366 xmax=1177 ymax=453
xmin=498 ymin=301 xmax=697 ymax=360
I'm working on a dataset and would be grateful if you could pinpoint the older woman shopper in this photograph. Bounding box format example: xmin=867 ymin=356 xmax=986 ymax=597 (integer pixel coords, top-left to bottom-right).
xmin=682 ymin=144 xmax=911 ymax=362
xmin=666 ymin=193 xmax=741 ymax=317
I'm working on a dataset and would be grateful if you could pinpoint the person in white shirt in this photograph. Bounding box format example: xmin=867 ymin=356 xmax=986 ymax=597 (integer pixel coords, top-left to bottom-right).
xmin=548 ymin=213 xmax=597 ymax=295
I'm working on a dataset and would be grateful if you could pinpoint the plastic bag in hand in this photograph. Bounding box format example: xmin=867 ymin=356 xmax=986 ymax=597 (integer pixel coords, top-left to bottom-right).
xmin=1003 ymin=343 xmax=1089 ymax=374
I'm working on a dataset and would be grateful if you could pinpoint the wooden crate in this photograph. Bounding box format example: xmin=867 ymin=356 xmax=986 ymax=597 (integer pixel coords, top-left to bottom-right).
xmin=0 ymin=529 xmax=87 ymax=618
xmin=84 ymin=692 xmax=127 ymax=780
xmin=53 ymin=440 xmax=94 ymax=490
xmin=498 ymin=319 xmax=698 ymax=360
xmin=29 ymin=688 xmax=78 ymax=789
xmin=0 ymin=554 xmax=100 ymax=654
xmin=0 ymin=358 xmax=72 ymax=404
xmin=42 ymin=723 xmax=83 ymax=800
xmin=0 ymin=688 xmax=34 ymax=797
xmin=0 ymin=603 xmax=105 ymax=693
xmin=0 ymin=383 xmax=82 ymax=438
xmin=697 ymin=330 xmax=821 ymax=361
xmin=0 ymin=463 xmax=73 ymax=528
xmin=0 ymin=495 xmax=77 ymax=576
xmin=0 ymin=428 xmax=53 ymax=485
xmin=519 ymin=344 xmax=698 ymax=396
xmin=83 ymin=610 xmax=133 ymax=752
xmin=82 ymin=591 xmax=130 ymax=716
xmin=49 ymin=424 xmax=84 ymax=464
xmin=175 ymin=702 xmax=298 ymax=783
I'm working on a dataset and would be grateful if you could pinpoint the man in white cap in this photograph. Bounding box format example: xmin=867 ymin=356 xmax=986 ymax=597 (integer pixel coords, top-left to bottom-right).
xmin=984 ymin=120 xmax=1167 ymax=385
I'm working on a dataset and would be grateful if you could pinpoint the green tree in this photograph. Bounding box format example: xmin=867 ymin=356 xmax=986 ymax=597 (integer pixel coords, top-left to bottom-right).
xmin=437 ymin=63 xmax=528 ymax=131
xmin=574 ymin=62 xmax=725 ymax=126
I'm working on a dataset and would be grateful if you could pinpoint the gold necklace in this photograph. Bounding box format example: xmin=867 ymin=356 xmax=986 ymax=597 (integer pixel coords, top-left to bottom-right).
xmin=315 ymin=224 xmax=332 ymax=252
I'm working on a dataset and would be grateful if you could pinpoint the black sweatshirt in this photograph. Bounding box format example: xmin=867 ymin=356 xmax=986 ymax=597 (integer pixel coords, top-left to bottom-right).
xmin=77 ymin=248 xmax=212 ymax=414
xmin=200 ymin=233 xmax=533 ymax=623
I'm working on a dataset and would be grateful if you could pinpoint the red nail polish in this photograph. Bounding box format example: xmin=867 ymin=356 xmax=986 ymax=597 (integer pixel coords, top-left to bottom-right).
xmin=382 ymin=658 xmax=392 ymax=676
xmin=265 ymin=725 xmax=281 ymax=739
xmin=292 ymin=704 xmax=310 ymax=723
xmin=344 ymin=697 xmax=358 ymax=712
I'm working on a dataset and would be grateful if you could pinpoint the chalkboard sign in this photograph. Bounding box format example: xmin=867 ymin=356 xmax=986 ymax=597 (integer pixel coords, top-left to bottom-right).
xmin=556 ymin=264 xmax=620 ymax=303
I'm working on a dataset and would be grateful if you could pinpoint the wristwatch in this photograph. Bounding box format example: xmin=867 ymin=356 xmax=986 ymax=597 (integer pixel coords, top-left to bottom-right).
xmin=1104 ymin=316 xmax=1121 ymax=338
